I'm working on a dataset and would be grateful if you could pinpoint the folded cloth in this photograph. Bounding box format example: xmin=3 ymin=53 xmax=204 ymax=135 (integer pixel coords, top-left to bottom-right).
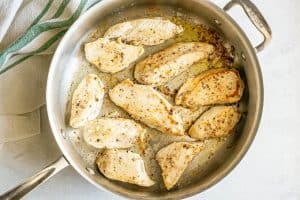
xmin=0 ymin=110 xmax=40 ymax=143
xmin=0 ymin=55 xmax=51 ymax=114
xmin=0 ymin=0 xmax=99 ymax=144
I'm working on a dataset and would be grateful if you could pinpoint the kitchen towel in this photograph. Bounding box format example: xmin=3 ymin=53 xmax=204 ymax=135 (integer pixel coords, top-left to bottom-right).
xmin=0 ymin=0 xmax=99 ymax=145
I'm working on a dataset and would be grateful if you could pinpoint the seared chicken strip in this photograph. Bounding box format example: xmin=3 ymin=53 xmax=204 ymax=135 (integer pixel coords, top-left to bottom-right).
xmin=84 ymin=38 xmax=144 ymax=73
xmin=173 ymin=106 xmax=209 ymax=131
xmin=104 ymin=17 xmax=183 ymax=46
xmin=156 ymin=142 xmax=204 ymax=190
xmin=109 ymin=79 xmax=184 ymax=136
xmin=189 ymin=106 xmax=241 ymax=140
xmin=69 ymin=74 xmax=104 ymax=128
xmin=83 ymin=118 xmax=145 ymax=149
xmin=175 ymin=68 xmax=244 ymax=108
xmin=97 ymin=149 xmax=155 ymax=187
xmin=135 ymin=42 xmax=214 ymax=86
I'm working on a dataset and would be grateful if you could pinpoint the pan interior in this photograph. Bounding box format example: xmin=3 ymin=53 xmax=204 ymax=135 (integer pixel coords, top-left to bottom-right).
xmin=47 ymin=0 xmax=261 ymax=199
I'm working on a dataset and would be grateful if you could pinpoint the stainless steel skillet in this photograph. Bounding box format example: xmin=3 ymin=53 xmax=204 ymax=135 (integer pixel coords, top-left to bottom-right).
xmin=1 ymin=0 xmax=271 ymax=199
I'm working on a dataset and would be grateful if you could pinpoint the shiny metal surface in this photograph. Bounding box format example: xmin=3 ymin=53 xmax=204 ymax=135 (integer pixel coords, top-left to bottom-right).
xmin=1 ymin=0 xmax=271 ymax=199
xmin=224 ymin=0 xmax=272 ymax=52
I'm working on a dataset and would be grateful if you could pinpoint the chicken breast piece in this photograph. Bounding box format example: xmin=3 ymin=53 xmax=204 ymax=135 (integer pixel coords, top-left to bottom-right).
xmin=104 ymin=17 xmax=183 ymax=46
xmin=173 ymin=106 xmax=209 ymax=131
xmin=175 ymin=68 xmax=244 ymax=108
xmin=109 ymin=79 xmax=184 ymax=136
xmin=135 ymin=42 xmax=214 ymax=86
xmin=83 ymin=118 xmax=145 ymax=149
xmin=96 ymin=149 xmax=155 ymax=187
xmin=156 ymin=142 xmax=204 ymax=190
xmin=69 ymin=74 xmax=104 ymax=128
xmin=189 ymin=106 xmax=241 ymax=140
xmin=84 ymin=38 xmax=144 ymax=73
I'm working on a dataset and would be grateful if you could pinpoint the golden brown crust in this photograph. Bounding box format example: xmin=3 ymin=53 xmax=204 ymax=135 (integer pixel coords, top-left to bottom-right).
xmin=97 ymin=149 xmax=155 ymax=187
xmin=189 ymin=106 xmax=241 ymax=140
xmin=134 ymin=42 xmax=214 ymax=86
xmin=84 ymin=38 xmax=144 ymax=73
xmin=104 ymin=17 xmax=183 ymax=46
xmin=175 ymin=68 xmax=244 ymax=108
xmin=109 ymin=79 xmax=184 ymax=136
xmin=156 ymin=142 xmax=204 ymax=190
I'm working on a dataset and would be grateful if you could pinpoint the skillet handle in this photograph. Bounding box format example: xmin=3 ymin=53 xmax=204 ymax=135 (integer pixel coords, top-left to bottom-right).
xmin=0 ymin=156 xmax=69 ymax=200
xmin=224 ymin=0 xmax=272 ymax=53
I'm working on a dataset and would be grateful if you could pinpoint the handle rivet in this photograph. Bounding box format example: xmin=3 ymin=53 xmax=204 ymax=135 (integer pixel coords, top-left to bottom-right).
xmin=86 ymin=167 xmax=95 ymax=175
xmin=214 ymin=19 xmax=221 ymax=26
xmin=241 ymin=52 xmax=246 ymax=61
xmin=60 ymin=128 xmax=67 ymax=139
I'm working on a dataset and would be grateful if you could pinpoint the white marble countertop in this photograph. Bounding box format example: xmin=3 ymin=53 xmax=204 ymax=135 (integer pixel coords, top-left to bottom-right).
xmin=1 ymin=0 xmax=300 ymax=199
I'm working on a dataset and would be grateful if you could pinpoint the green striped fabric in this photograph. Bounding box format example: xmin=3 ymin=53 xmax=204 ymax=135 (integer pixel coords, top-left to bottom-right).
xmin=0 ymin=0 xmax=100 ymax=75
